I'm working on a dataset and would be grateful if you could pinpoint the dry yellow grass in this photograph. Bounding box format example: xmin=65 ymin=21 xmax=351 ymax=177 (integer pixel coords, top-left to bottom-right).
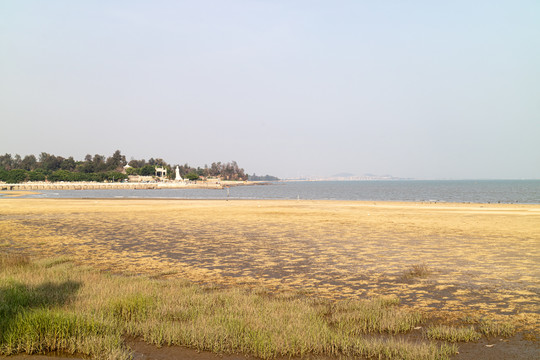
xmin=1 ymin=198 xmax=539 ymax=331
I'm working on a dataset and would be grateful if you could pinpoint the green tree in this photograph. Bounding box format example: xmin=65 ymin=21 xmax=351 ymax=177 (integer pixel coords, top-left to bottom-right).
xmin=0 ymin=169 xmax=9 ymax=182
xmin=139 ymin=165 xmax=155 ymax=176
xmin=48 ymin=170 xmax=72 ymax=182
xmin=0 ymin=154 xmax=14 ymax=170
xmin=28 ymin=170 xmax=46 ymax=181
xmin=125 ymin=167 xmax=138 ymax=175
xmin=7 ymin=169 xmax=28 ymax=183
xmin=39 ymin=152 xmax=63 ymax=171
xmin=106 ymin=150 xmax=127 ymax=171
xmin=92 ymin=154 xmax=107 ymax=173
xmin=21 ymin=155 xmax=38 ymax=171
xmin=60 ymin=157 xmax=76 ymax=171
xmin=185 ymin=172 xmax=199 ymax=181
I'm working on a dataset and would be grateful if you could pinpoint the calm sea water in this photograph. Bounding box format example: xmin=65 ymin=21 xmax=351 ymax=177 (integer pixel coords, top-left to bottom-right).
xmin=18 ymin=180 xmax=540 ymax=204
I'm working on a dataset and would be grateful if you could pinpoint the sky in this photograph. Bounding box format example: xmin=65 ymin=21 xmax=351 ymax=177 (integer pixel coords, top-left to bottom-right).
xmin=1 ymin=1 xmax=539 ymax=179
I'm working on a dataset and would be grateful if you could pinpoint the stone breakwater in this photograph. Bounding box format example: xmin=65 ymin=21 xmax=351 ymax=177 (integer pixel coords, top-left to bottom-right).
xmin=0 ymin=181 xmax=236 ymax=191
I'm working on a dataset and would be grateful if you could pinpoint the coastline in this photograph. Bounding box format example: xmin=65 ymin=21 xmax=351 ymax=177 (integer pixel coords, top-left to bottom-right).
xmin=0 ymin=180 xmax=261 ymax=191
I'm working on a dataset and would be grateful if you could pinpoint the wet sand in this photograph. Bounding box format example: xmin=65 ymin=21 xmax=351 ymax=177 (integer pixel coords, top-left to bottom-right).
xmin=1 ymin=198 xmax=539 ymax=359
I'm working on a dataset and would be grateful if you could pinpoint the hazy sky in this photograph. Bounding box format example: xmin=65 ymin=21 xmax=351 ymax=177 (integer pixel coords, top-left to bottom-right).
xmin=1 ymin=1 xmax=539 ymax=179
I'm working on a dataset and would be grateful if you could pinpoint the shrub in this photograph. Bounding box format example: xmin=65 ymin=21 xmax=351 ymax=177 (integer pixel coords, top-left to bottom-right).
xmin=402 ymin=263 xmax=431 ymax=279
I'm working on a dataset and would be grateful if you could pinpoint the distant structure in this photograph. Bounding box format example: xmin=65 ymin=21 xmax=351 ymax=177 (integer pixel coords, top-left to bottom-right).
xmin=155 ymin=167 xmax=167 ymax=180
xmin=175 ymin=166 xmax=183 ymax=181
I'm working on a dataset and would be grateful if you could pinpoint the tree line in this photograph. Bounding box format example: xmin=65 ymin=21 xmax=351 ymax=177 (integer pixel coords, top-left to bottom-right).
xmin=0 ymin=151 xmax=253 ymax=183
xmin=248 ymin=174 xmax=280 ymax=181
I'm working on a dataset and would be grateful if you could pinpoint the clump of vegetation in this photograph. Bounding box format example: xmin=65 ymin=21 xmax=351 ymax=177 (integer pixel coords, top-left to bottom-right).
xmin=479 ymin=319 xmax=516 ymax=338
xmin=458 ymin=314 xmax=517 ymax=338
xmin=2 ymin=309 xmax=127 ymax=358
xmin=402 ymin=263 xmax=432 ymax=280
xmin=426 ymin=325 xmax=481 ymax=342
xmin=328 ymin=295 xmax=423 ymax=335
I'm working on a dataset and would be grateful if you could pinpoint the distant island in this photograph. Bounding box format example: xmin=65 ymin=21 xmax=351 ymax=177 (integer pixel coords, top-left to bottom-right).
xmin=0 ymin=150 xmax=279 ymax=184
xmin=286 ymin=173 xmax=409 ymax=181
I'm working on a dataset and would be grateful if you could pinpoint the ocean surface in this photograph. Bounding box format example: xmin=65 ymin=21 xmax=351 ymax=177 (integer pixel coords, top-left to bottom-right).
xmin=17 ymin=180 xmax=540 ymax=204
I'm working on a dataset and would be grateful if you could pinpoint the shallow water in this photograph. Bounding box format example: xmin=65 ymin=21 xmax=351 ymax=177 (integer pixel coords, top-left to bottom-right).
xmin=20 ymin=180 xmax=540 ymax=204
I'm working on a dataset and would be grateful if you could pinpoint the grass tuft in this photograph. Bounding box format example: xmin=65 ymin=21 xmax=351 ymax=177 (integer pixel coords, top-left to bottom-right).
xmin=402 ymin=263 xmax=432 ymax=279
xmin=1 ymin=309 xmax=127 ymax=358
xmin=426 ymin=325 xmax=481 ymax=342
xmin=479 ymin=319 xmax=516 ymax=338
xmin=328 ymin=295 xmax=422 ymax=335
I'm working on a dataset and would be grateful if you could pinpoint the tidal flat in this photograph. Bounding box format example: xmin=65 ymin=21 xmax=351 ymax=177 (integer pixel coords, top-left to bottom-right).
xmin=0 ymin=198 xmax=539 ymax=359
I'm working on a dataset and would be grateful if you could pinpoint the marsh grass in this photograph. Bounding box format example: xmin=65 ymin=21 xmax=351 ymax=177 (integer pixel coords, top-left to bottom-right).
xmin=426 ymin=325 xmax=481 ymax=342
xmin=327 ymin=295 xmax=423 ymax=335
xmin=0 ymin=253 xmax=30 ymax=269
xmin=2 ymin=309 xmax=126 ymax=358
xmin=0 ymin=254 xmax=461 ymax=359
xmin=458 ymin=314 xmax=517 ymax=338
xmin=478 ymin=319 xmax=516 ymax=338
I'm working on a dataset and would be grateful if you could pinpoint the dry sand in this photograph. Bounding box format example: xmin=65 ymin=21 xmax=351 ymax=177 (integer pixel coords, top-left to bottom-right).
xmin=1 ymin=198 xmax=539 ymax=332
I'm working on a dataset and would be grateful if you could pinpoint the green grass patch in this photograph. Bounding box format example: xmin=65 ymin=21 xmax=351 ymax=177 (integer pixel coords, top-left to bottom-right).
xmin=426 ymin=325 xmax=481 ymax=342
xmin=108 ymin=294 xmax=157 ymax=322
xmin=0 ymin=254 xmax=460 ymax=360
xmin=1 ymin=309 xmax=126 ymax=358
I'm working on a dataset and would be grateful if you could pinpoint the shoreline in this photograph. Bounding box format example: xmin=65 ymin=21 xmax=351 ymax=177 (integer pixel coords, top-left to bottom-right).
xmin=0 ymin=180 xmax=262 ymax=191
xmin=2 ymin=190 xmax=539 ymax=206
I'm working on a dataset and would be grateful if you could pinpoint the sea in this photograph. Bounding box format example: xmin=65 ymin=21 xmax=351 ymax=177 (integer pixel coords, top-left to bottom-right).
xmin=17 ymin=180 xmax=540 ymax=204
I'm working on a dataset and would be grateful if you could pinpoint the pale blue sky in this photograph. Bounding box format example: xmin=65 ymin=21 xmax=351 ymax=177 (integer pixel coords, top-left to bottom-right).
xmin=1 ymin=1 xmax=539 ymax=179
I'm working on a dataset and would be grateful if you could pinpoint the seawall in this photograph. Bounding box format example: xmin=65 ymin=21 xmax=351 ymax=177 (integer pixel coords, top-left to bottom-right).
xmin=0 ymin=181 xmax=226 ymax=191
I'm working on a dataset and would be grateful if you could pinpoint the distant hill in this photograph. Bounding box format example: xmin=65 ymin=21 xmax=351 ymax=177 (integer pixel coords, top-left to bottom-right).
xmin=331 ymin=172 xmax=356 ymax=178
xmin=286 ymin=173 xmax=407 ymax=181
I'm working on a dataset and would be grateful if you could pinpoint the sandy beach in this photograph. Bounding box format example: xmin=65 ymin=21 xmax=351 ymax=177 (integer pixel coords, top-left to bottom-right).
xmin=1 ymin=198 xmax=538 ymax=330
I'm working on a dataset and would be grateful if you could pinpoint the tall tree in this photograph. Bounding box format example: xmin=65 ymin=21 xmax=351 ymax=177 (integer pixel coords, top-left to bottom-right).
xmin=106 ymin=150 xmax=126 ymax=171
xmin=20 ymin=155 xmax=37 ymax=171
xmin=39 ymin=152 xmax=63 ymax=171
xmin=0 ymin=154 xmax=13 ymax=170
xmin=92 ymin=154 xmax=107 ymax=172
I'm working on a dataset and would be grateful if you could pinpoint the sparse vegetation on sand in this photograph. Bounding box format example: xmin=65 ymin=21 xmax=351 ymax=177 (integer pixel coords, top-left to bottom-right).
xmin=0 ymin=254 xmax=462 ymax=360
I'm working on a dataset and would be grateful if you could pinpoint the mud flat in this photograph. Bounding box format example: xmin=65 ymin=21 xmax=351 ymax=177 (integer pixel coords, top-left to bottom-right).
xmin=1 ymin=199 xmax=539 ymax=359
